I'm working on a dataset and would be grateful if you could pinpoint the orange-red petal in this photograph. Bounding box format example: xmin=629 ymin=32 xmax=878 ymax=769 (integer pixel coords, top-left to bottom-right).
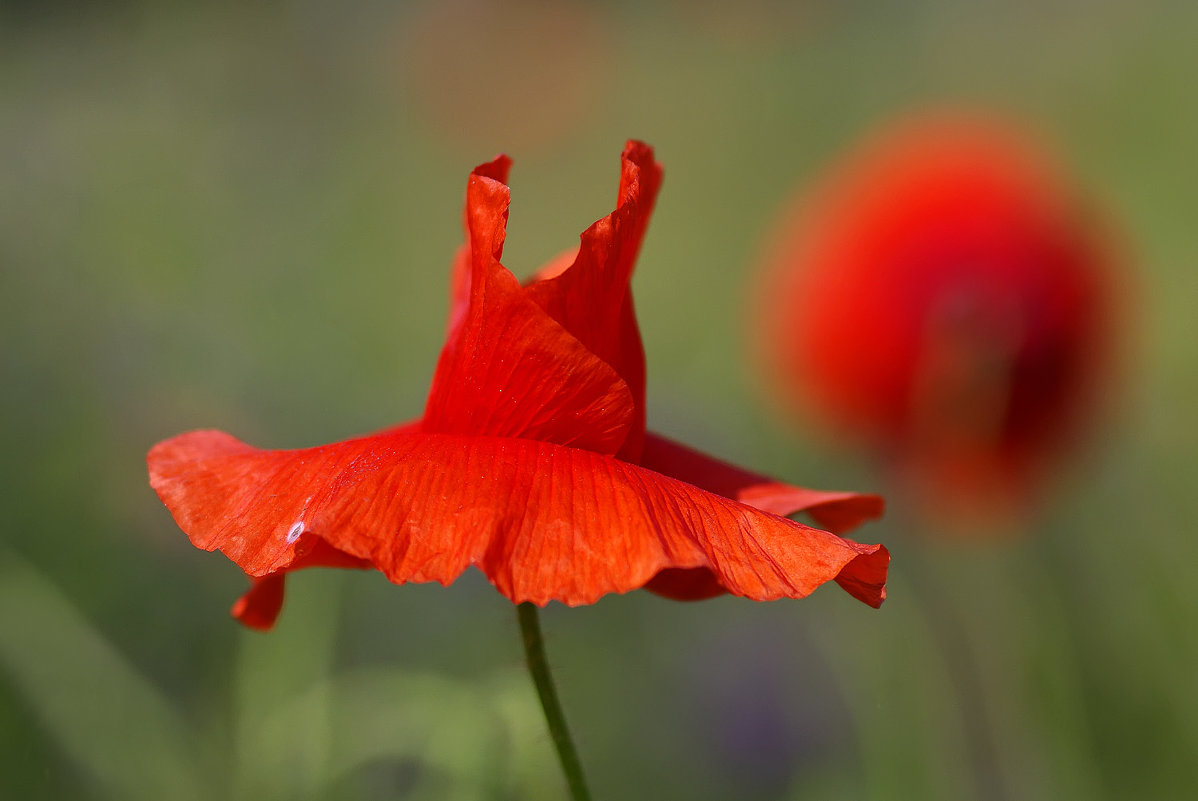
xmin=423 ymin=159 xmax=636 ymax=455
xmin=229 ymin=539 xmax=373 ymax=631
xmin=148 ymin=428 xmax=887 ymax=608
xmin=639 ymin=432 xmax=887 ymax=604
xmin=231 ymin=574 xmax=285 ymax=631
xmin=523 ymin=141 xmax=663 ymax=461
xmin=444 ymin=156 xmax=513 ymax=338
xmin=640 ymin=432 xmax=884 ymax=533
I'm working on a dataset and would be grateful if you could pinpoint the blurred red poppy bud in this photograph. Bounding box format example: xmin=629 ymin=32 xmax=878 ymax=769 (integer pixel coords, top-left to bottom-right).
xmin=756 ymin=115 xmax=1121 ymax=529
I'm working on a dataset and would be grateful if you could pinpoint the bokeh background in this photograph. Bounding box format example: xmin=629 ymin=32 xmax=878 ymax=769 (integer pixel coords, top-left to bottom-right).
xmin=3 ymin=1 xmax=1196 ymax=798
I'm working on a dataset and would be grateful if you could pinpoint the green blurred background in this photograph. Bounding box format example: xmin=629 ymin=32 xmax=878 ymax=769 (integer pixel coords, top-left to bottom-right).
xmin=3 ymin=1 xmax=1196 ymax=798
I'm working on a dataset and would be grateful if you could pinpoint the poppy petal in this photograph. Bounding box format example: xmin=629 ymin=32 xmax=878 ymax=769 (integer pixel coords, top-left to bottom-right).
xmin=643 ymin=568 xmax=728 ymax=602
xmin=524 ymin=141 xmax=661 ymax=351
xmin=231 ymin=575 xmax=285 ymax=630
xmin=523 ymin=141 xmax=663 ymax=460
xmin=640 ymin=432 xmax=884 ymax=533
xmin=229 ymin=539 xmax=374 ymax=631
xmin=445 ymin=244 xmax=471 ymax=338
xmin=224 ymin=422 xmax=423 ymax=630
xmin=444 ymin=155 xmax=514 ymax=336
xmin=640 ymin=433 xmax=886 ymax=604
xmin=524 ymin=247 xmax=579 ymax=285
xmin=148 ymin=428 xmax=888 ymax=608
xmin=423 ymin=161 xmax=636 ymax=455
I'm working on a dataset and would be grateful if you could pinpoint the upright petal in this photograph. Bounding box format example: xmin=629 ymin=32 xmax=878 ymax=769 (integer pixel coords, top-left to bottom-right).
xmin=524 ymin=141 xmax=663 ymax=460
xmin=445 ymin=244 xmax=472 ymax=338
xmin=444 ymin=155 xmax=513 ymax=337
xmin=424 ymin=160 xmax=637 ymax=455
xmin=148 ymin=428 xmax=888 ymax=609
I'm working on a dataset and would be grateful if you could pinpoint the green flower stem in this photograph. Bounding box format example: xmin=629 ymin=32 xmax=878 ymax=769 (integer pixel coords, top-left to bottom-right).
xmin=517 ymin=602 xmax=593 ymax=801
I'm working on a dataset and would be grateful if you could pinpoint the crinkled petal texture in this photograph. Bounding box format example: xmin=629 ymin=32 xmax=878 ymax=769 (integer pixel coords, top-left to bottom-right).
xmin=638 ymin=433 xmax=886 ymax=601
xmin=424 ymin=157 xmax=636 ymax=456
xmin=434 ymin=142 xmax=661 ymax=460
xmin=523 ymin=141 xmax=662 ymax=461
xmin=149 ymin=428 xmax=887 ymax=608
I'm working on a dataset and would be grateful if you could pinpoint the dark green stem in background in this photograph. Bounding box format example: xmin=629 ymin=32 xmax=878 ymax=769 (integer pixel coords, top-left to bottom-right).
xmin=517 ymin=602 xmax=593 ymax=801
xmin=904 ymin=551 xmax=1006 ymax=801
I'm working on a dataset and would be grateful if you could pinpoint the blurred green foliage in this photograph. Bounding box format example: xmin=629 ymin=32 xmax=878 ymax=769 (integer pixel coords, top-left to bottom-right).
xmin=3 ymin=1 xmax=1197 ymax=799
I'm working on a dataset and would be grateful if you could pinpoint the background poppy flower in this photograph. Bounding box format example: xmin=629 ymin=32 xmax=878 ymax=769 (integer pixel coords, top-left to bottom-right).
xmin=757 ymin=115 xmax=1118 ymax=527
xmin=149 ymin=142 xmax=888 ymax=629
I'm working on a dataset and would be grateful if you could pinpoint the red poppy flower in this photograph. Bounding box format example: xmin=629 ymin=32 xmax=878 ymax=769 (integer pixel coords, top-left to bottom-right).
xmin=757 ymin=117 xmax=1116 ymax=524
xmin=149 ymin=142 xmax=889 ymax=630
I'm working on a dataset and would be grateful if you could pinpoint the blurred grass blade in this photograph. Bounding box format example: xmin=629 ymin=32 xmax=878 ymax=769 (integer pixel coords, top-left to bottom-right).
xmin=287 ymin=667 xmax=509 ymax=800
xmin=0 ymin=553 xmax=203 ymax=801
xmin=242 ymin=665 xmax=555 ymax=800
xmin=231 ymin=570 xmax=345 ymax=801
